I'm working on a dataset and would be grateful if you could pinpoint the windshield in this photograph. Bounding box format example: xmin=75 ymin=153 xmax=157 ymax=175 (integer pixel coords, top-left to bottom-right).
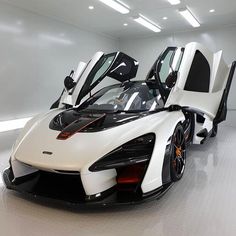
xmin=78 ymin=82 xmax=164 ymax=113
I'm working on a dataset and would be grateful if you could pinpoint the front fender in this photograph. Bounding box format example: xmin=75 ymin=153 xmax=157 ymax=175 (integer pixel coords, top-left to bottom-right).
xmin=11 ymin=109 xmax=62 ymax=159
xmin=141 ymin=110 xmax=185 ymax=193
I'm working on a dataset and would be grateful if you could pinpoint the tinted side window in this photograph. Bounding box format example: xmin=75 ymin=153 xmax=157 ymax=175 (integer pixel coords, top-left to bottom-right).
xmin=184 ymin=50 xmax=210 ymax=93
xmin=159 ymin=50 xmax=175 ymax=83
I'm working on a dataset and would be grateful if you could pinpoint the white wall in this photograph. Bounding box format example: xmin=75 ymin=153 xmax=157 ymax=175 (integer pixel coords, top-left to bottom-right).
xmin=1 ymin=2 xmax=236 ymax=120
xmin=0 ymin=2 xmax=119 ymax=121
xmin=120 ymin=26 xmax=236 ymax=109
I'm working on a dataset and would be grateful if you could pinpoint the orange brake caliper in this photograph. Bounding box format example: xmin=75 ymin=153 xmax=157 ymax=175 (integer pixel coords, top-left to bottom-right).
xmin=175 ymin=146 xmax=182 ymax=158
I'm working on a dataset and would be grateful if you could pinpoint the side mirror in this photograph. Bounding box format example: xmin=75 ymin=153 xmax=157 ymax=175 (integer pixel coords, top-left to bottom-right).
xmin=64 ymin=70 xmax=76 ymax=91
xmin=165 ymin=71 xmax=178 ymax=88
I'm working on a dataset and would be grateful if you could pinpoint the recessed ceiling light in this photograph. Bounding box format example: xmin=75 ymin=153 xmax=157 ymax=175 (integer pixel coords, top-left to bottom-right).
xmin=179 ymin=7 xmax=200 ymax=28
xmin=123 ymin=23 xmax=128 ymax=26
xmin=167 ymin=0 xmax=181 ymax=5
xmin=163 ymin=17 xmax=168 ymax=20
xmin=99 ymin=0 xmax=130 ymax=14
xmin=209 ymin=9 xmax=215 ymax=13
xmin=133 ymin=14 xmax=161 ymax=33
xmin=88 ymin=6 xmax=94 ymax=10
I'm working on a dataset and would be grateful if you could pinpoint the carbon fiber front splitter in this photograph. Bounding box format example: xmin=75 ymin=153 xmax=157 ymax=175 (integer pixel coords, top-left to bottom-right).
xmin=3 ymin=167 xmax=173 ymax=208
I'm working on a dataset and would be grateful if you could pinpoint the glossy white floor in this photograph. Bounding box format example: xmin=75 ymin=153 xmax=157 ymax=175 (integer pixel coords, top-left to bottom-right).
xmin=0 ymin=112 xmax=236 ymax=236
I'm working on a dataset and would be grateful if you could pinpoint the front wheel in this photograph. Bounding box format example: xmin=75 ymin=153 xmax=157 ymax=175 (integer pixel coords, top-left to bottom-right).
xmin=170 ymin=123 xmax=186 ymax=182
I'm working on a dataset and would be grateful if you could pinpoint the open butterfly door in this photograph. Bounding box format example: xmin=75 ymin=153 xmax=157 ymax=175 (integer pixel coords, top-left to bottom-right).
xmin=146 ymin=42 xmax=235 ymax=144
xmin=165 ymin=42 xmax=235 ymax=122
xmin=53 ymin=51 xmax=139 ymax=108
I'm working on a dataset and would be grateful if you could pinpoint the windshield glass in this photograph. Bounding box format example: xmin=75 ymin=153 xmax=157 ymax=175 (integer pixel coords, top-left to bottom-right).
xmin=78 ymin=82 xmax=164 ymax=113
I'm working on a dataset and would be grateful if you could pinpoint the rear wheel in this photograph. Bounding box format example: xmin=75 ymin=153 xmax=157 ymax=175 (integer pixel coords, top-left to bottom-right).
xmin=170 ymin=124 xmax=186 ymax=182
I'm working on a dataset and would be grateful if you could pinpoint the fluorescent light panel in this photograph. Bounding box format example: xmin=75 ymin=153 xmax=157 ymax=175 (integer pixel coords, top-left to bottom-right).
xmin=134 ymin=15 xmax=161 ymax=33
xmin=0 ymin=117 xmax=32 ymax=133
xmin=179 ymin=8 xmax=200 ymax=28
xmin=167 ymin=0 xmax=181 ymax=5
xmin=99 ymin=0 xmax=130 ymax=14
xmin=116 ymin=0 xmax=130 ymax=9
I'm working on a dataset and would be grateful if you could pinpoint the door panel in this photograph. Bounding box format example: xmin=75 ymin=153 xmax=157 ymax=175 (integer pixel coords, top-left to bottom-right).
xmin=165 ymin=42 xmax=233 ymax=120
xmin=57 ymin=51 xmax=139 ymax=107
xmin=74 ymin=52 xmax=139 ymax=106
xmin=59 ymin=61 xmax=87 ymax=107
xmin=146 ymin=47 xmax=183 ymax=102
xmin=71 ymin=51 xmax=105 ymax=106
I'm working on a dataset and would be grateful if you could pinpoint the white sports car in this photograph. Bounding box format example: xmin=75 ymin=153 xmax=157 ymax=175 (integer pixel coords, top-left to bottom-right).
xmin=3 ymin=42 xmax=235 ymax=206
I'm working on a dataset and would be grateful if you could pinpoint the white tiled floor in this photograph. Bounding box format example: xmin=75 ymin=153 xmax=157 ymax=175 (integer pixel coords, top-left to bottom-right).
xmin=0 ymin=112 xmax=235 ymax=236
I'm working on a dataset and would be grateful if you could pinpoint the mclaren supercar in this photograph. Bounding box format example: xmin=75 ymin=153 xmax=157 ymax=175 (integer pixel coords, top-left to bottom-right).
xmin=3 ymin=42 xmax=236 ymax=206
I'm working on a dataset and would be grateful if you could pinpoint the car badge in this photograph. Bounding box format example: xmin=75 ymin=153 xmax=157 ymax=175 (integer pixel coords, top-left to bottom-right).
xmin=42 ymin=151 xmax=53 ymax=155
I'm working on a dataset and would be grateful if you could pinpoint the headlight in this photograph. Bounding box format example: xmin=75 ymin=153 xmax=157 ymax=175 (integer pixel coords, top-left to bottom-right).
xmin=89 ymin=133 xmax=155 ymax=172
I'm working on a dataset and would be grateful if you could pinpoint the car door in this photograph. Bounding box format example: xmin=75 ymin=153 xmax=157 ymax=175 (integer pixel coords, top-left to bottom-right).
xmin=147 ymin=42 xmax=235 ymax=122
xmin=146 ymin=46 xmax=184 ymax=103
xmin=58 ymin=61 xmax=87 ymax=107
xmin=54 ymin=51 xmax=139 ymax=108
xmin=165 ymin=42 xmax=235 ymax=122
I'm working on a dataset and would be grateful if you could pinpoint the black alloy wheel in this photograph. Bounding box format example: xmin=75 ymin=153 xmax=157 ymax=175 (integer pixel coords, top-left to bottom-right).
xmin=170 ymin=123 xmax=186 ymax=181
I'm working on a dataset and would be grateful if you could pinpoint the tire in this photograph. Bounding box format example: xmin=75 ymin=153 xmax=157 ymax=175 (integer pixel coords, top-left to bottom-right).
xmin=210 ymin=124 xmax=218 ymax=137
xmin=170 ymin=123 xmax=186 ymax=182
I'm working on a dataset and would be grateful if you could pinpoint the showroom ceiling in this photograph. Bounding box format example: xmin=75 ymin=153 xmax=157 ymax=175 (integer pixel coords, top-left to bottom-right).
xmin=0 ymin=0 xmax=236 ymax=38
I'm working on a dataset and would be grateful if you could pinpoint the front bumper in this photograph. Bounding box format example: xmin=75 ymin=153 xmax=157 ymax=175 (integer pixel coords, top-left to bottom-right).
xmin=3 ymin=167 xmax=173 ymax=208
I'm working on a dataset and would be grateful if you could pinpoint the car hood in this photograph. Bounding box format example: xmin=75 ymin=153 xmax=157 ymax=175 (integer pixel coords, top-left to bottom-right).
xmin=49 ymin=108 xmax=143 ymax=134
xmin=13 ymin=109 xmax=169 ymax=172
